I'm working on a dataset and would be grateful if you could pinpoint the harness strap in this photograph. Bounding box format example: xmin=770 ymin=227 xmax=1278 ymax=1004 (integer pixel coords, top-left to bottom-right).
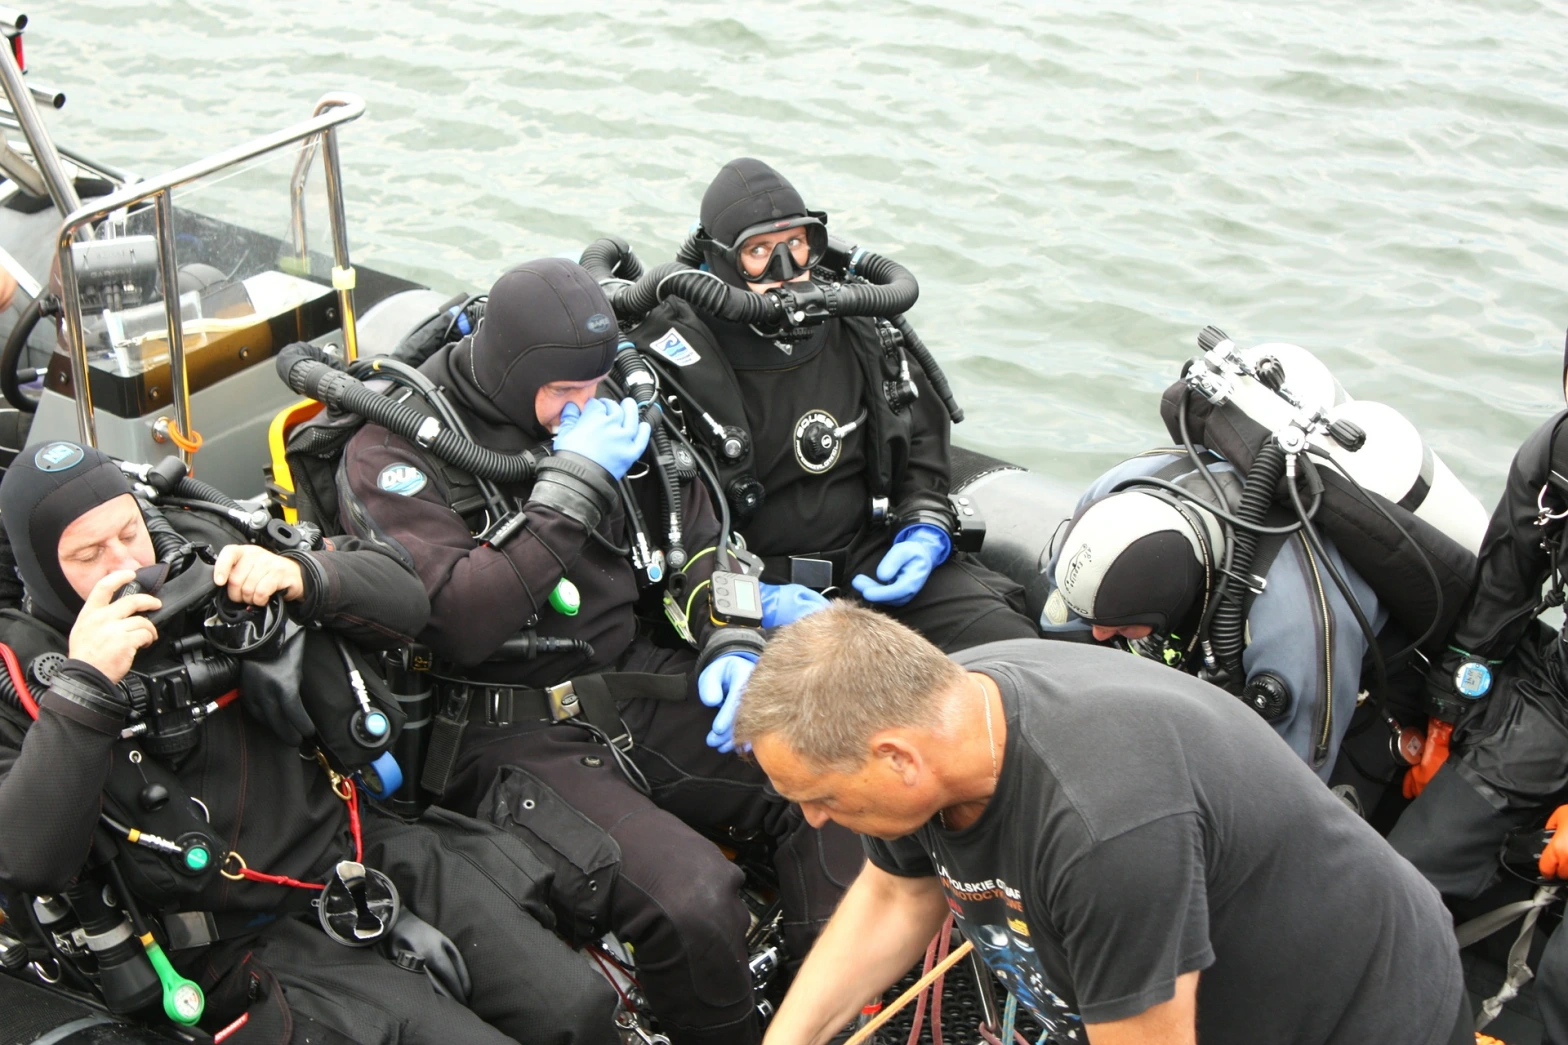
xmin=1468 ymin=884 xmax=1561 ymax=1032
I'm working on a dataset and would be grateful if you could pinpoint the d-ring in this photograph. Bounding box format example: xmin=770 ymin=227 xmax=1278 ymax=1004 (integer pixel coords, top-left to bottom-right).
xmin=221 ymin=851 xmax=248 ymax=881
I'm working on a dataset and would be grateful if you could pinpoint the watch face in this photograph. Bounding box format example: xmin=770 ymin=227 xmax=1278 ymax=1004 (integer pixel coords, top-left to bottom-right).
xmin=1454 ymin=661 xmax=1493 ymax=699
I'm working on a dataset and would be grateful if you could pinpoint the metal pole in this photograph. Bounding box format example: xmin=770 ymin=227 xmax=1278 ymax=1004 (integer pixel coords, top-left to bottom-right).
xmin=319 ymin=122 xmax=358 ymax=362
xmin=286 ymin=135 xmax=320 ymax=274
xmin=153 ymin=190 xmax=194 ymax=466
xmin=56 ymin=235 xmax=94 ymax=446
xmin=0 ymin=27 xmax=78 ymax=223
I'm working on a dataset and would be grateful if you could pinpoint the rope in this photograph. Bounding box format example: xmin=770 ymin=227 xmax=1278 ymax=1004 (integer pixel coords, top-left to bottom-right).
xmin=845 ymin=937 xmax=973 ymax=1045
xmin=163 ymin=420 xmax=204 ymax=454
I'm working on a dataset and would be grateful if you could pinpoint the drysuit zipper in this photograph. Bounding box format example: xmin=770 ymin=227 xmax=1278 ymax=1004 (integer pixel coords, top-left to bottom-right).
xmin=1298 ymin=534 xmax=1335 ymax=765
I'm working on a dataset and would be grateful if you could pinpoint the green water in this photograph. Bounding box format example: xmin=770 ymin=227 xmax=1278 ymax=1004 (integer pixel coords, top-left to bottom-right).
xmin=33 ymin=0 xmax=1568 ymax=507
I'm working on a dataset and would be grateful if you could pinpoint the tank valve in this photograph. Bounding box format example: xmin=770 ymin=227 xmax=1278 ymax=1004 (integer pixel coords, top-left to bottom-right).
xmin=1328 ymin=419 xmax=1366 ymax=452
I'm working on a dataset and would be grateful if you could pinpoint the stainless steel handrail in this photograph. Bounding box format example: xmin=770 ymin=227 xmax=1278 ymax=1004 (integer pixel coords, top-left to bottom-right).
xmin=55 ymin=92 xmax=365 ymax=455
xmin=0 ymin=19 xmax=80 ymax=221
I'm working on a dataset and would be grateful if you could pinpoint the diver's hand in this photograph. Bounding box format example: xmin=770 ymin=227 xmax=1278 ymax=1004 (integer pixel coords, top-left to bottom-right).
xmin=68 ymin=569 xmax=161 ymax=683
xmin=697 ymin=651 xmax=758 ymax=753
xmin=213 ymin=544 xmax=304 ymax=605
xmin=551 ymin=398 xmax=651 ymax=480
xmin=760 ymin=582 xmax=830 ymax=629
xmin=851 ymin=525 xmax=951 ymax=606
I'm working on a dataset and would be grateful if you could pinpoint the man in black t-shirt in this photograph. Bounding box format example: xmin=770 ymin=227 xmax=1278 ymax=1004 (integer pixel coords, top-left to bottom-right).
xmin=733 ymin=604 xmax=1468 ymax=1045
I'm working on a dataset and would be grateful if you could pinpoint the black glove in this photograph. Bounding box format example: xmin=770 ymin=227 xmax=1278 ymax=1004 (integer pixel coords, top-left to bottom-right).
xmin=237 ymin=618 xmax=312 ymax=746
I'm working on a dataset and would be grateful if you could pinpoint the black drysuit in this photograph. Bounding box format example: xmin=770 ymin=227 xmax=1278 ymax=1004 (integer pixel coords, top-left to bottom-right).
xmin=338 ymin=339 xmax=860 ymax=1045
xmin=0 ymin=532 xmax=617 ymax=1045
xmin=1386 ymin=409 xmax=1568 ymax=1042
xmin=627 ymin=301 xmax=1039 ymax=652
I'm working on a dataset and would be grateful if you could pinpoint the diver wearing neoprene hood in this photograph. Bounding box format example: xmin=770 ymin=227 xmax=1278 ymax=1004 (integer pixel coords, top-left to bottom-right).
xmin=624 ymin=158 xmax=1040 ymax=654
xmin=0 ymin=441 xmax=617 ymax=1043
xmin=336 ymin=257 xmax=859 ymax=1045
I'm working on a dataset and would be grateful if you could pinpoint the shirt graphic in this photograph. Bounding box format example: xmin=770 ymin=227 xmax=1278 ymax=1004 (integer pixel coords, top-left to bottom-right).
xmin=937 ymin=863 xmax=1084 ymax=1041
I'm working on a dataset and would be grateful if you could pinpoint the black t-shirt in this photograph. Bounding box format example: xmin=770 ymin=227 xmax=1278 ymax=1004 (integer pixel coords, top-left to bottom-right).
xmin=715 ymin=318 xmax=871 ymax=559
xmin=865 ymin=640 xmax=1463 ymax=1045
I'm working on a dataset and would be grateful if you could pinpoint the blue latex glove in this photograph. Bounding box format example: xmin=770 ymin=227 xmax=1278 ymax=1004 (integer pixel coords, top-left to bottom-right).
xmin=851 ymin=524 xmax=952 ymax=606
xmin=760 ymin=582 xmax=830 ymax=629
xmin=697 ymin=651 xmax=758 ymax=752
xmin=551 ymin=397 xmax=652 ymax=480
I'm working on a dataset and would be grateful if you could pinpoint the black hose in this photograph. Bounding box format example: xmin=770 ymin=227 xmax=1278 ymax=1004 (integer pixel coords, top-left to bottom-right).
xmin=610 ymin=349 xmax=685 ymax=568
xmin=674 ymin=230 xmax=705 ymax=268
xmin=140 ymin=500 xmax=188 ymax=564
xmin=280 ymin=354 xmax=537 ymax=485
xmin=1208 ymin=438 xmax=1288 ymax=689
xmin=590 ymin=247 xmax=921 ymax=330
xmin=173 ymin=475 xmax=240 ymax=511
xmin=889 ymin=314 xmax=963 ymax=424
xmin=1 ymin=293 xmax=54 ymax=413
xmin=578 ymin=237 xmax=645 ymax=284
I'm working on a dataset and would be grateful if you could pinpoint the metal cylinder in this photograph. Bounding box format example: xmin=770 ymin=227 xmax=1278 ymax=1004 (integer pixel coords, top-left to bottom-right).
xmin=153 ymin=191 xmax=195 ymax=466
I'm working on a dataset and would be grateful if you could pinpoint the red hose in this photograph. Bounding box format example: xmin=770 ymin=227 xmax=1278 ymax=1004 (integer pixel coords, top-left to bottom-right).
xmin=929 ymin=915 xmax=954 ymax=1045
xmin=0 ymin=642 xmax=38 ymax=720
xmin=904 ymin=928 xmax=940 ymax=1045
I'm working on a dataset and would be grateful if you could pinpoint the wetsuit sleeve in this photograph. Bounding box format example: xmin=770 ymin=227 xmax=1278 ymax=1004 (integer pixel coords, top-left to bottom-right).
xmin=864 ymin=832 xmax=937 ymax=878
xmin=1448 ymin=410 xmax=1567 ymax=659
xmin=0 ymin=685 xmax=119 ymax=892
xmin=286 ymin=537 xmax=431 ymax=647
xmin=1047 ymin=811 xmax=1214 ymax=1024
xmin=340 ymin=426 xmax=594 ymax=667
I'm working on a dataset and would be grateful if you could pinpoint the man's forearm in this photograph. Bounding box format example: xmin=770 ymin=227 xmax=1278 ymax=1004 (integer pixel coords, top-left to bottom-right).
xmin=764 ymin=864 xmax=949 ymax=1045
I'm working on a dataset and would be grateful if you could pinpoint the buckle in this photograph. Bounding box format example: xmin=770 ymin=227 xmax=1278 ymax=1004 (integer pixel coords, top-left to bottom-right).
xmin=547 ymin=681 xmax=581 ymax=722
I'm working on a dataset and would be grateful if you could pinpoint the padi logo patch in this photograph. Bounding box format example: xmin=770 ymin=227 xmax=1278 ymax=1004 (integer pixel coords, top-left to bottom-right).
xmin=586 ymin=312 xmax=613 ymax=335
xmin=377 ymin=463 xmax=428 ymax=497
xmin=1043 ymin=589 xmax=1071 ymax=626
xmin=34 ymin=441 xmax=85 ymax=473
xmin=648 ymin=328 xmax=701 ymax=367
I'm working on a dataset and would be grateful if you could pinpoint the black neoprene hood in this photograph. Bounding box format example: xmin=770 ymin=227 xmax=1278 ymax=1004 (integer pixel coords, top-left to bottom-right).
xmin=452 ymin=258 xmax=619 ymax=440
xmin=699 ymin=158 xmax=816 ymax=288
xmin=0 ymin=440 xmax=135 ymax=625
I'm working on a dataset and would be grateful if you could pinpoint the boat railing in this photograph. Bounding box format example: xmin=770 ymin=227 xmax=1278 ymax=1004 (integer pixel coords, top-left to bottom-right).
xmin=52 ymin=93 xmax=366 ymax=460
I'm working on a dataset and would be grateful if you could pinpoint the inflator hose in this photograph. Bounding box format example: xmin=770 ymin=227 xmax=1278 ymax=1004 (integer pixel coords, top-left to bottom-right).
xmin=279 ymin=355 xmax=537 ymax=485
xmin=889 ymin=315 xmax=964 ymax=424
xmin=1208 ymin=438 xmax=1288 ymax=688
xmin=1 ymin=293 xmax=55 ymax=413
xmin=172 ymin=476 xmax=241 ymax=511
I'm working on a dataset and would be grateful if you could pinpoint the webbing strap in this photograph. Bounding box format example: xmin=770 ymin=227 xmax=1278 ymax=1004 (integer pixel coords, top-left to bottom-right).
xmin=1463 ymin=884 xmax=1561 ymax=1032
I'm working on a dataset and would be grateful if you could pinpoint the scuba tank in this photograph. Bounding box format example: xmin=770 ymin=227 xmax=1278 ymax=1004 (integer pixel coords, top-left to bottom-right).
xmin=1162 ymin=327 xmax=1480 ymax=655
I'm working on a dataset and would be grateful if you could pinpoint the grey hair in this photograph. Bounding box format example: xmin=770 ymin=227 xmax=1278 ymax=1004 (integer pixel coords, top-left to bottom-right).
xmin=733 ymin=603 xmax=966 ymax=771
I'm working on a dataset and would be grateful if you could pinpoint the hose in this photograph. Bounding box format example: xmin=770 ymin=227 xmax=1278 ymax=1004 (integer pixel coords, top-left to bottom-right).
xmin=140 ymin=500 xmax=189 ymax=564
xmin=172 ymin=475 xmax=240 ymax=511
xmin=1207 ymin=438 xmax=1288 ymax=689
xmin=279 ymin=351 xmax=536 ymax=485
xmin=577 ymin=236 xmax=644 ymax=284
xmin=1 ymin=293 xmax=56 ymax=412
xmin=612 ymin=347 xmax=685 ymax=569
xmin=888 ymin=315 xmax=963 ymax=424
xmin=581 ymin=243 xmax=921 ymax=329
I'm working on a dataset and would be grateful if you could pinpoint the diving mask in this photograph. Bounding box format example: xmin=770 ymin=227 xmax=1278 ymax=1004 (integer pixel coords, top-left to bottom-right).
xmin=712 ymin=214 xmax=829 ymax=285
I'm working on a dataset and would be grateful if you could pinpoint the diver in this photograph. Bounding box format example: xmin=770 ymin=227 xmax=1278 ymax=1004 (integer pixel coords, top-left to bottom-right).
xmin=333 ymin=257 xmax=860 ymax=1045
xmin=1039 ymin=449 xmax=1386 ymax=785
xmin=1387 ymin=402 xmax=1568 ymax=1044
xmin=617 ymin=158 xmax=1040 ymax=654
xmin=0 ymin=441 xmax=618 ymax=1044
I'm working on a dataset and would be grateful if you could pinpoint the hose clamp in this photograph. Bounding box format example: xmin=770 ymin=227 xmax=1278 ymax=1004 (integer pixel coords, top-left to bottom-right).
xmin=413 ymin=416 xmax=443 ymax=447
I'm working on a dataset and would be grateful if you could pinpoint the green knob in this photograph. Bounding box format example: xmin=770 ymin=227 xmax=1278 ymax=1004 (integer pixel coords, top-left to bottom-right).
xmin=550 ymin=578 xmax=581 ymax=617
xmin=184 ymin=846 xmax=209 ymax=872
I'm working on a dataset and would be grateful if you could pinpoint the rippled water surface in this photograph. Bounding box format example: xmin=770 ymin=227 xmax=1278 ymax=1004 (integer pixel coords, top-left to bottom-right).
xmin=33 ymin=0 xmax=1568 ymax=506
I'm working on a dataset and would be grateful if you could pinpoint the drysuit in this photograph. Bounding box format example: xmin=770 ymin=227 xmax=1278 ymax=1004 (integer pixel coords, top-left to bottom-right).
xmin=0 ymin=443 xmax=617 ymax=1045
xmin=1387 ymin=409 xmax=1568 ymax=1042
xmin=337 ymin=258 xmax=860 ymax=1045
xmin=625 ymin=158 xmax=1038 ymax=652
